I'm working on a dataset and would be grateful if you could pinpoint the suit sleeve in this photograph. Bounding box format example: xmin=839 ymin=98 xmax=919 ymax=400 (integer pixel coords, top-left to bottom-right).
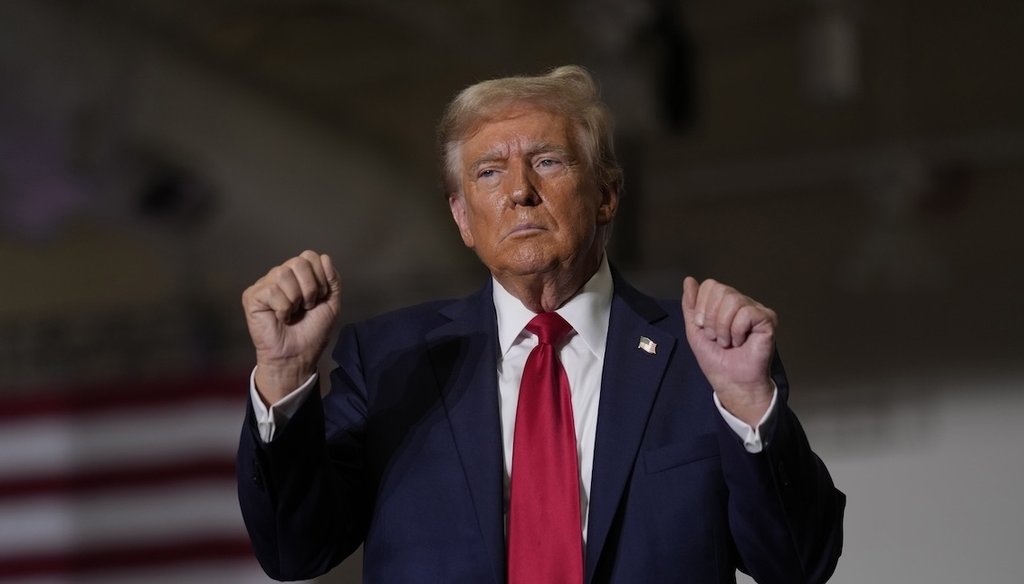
xmin=236 ymin=324 xmax=371 ymax=581
xmin=716 ymin=354 xmax=845 ymax=584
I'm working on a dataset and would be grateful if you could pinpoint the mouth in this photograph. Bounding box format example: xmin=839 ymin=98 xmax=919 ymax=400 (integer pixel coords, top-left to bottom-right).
xmin=505 ymin=223 xmax=547 ymax=239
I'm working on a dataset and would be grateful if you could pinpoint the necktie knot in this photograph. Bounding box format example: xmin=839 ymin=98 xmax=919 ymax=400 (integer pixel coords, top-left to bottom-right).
xmin=526 ymin=312 xmax=573 ymax=346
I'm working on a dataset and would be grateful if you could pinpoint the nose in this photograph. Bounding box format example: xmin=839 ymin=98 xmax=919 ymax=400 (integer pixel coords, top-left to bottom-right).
xmin=508 ymin=162 xmax=540 ymax=207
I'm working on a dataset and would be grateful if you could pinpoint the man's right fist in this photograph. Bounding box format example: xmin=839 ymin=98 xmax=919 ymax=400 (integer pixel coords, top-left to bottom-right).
xmin=241 ymin=250 xmax=341 ymax=404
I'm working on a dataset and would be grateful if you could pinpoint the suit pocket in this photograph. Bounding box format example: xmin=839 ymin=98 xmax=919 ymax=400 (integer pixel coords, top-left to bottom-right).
xmin=643 ymin=433 xmax=720 ymax=474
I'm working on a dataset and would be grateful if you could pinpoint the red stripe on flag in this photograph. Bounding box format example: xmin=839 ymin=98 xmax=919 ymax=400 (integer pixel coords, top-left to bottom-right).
xmin=0 ymin=536 xmax=255 ymax=579
xmin=0 ymin=456 xmax=237 ymax=500
xmin=0 ymin=372 xmax=248 ymax=420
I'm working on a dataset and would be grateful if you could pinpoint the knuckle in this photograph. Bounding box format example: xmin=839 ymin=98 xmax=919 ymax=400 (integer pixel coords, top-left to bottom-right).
xmin=242 ymin=279 xmax=273 ymax=307
xmin=721 ymin=293 xmax=741 ymax=311
xmin=268 ymin=264 xmax=291 ymax=280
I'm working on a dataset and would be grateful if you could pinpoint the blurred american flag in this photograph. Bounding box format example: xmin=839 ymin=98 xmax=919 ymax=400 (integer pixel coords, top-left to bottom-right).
xmin=0 ymin=374 xmax=280 ymax=583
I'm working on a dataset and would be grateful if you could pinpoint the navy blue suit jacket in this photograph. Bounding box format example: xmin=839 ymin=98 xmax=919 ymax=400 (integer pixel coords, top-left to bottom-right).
xmin=237 ymin=272 xmax=844 ymax=583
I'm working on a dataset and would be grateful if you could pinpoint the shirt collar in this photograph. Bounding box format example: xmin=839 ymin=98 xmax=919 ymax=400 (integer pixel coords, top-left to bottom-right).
xmin=492 ymin=255 xmax=613 ymax=358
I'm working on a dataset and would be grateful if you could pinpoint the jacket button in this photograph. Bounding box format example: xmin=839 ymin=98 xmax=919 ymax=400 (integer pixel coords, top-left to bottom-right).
xmin=252 ymin=466 xmax=265 ymax=490
xmin=776 ymin=461 xmax=790 ymax=487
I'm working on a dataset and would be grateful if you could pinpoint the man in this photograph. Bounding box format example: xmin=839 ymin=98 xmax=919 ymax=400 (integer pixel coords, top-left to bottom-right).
xmin=237 ymin=66 xmax=844 ymax=583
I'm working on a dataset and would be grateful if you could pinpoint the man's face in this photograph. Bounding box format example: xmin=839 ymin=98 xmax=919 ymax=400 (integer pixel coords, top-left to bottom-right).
xmin=448 ymin=106 xmax=617 ymax=281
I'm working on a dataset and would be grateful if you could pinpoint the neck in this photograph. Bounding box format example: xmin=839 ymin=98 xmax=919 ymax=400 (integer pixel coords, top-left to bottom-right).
xmin=493 ymin=253 xmax=603 ymax=313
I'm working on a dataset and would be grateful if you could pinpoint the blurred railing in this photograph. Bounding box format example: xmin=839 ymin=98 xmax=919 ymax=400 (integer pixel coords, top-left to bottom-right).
xmin=0 ymin=299 xmax=252 ymax=392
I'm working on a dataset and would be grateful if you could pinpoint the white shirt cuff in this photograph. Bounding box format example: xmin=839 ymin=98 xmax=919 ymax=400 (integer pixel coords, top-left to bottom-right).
xmin=249 ymin=367 xmax=319 ymax=443
xmin=713 ymin=386 xmax=778 ymax=454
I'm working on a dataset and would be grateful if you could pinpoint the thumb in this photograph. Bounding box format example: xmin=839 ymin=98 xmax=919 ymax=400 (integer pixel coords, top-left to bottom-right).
xmin=321 ymin=253 xmax=342 ymax=307
xmin=681 ymin=276 xmax=698 ymax=325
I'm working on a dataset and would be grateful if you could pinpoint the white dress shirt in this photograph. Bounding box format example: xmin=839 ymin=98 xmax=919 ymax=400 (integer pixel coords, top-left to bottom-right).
xmin=251 ymin=257 xmax=777 ymax=542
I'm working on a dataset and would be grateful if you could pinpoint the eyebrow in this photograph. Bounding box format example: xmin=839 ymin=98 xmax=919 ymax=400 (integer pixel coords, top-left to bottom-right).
xmin=468 ymin=145 xmax=510 ymax=174
xmin=526 ymin=142 xmax=573 ymax=160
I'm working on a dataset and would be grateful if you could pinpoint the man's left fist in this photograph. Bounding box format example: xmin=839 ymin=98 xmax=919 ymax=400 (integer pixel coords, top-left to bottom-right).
xmin=682 ymin=277 xmax=777 ymax=426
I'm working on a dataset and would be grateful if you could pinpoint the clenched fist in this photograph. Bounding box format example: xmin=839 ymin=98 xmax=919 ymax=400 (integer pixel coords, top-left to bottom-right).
xmin=242 ymin=250 xmax=341 ymax=404
xmin=681 ymin=277 xmax=777 ymax=426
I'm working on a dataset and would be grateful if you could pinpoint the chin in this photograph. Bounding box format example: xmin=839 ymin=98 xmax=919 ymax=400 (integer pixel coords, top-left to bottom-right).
xmin=498 ymin=253 xmax=561 ymax=277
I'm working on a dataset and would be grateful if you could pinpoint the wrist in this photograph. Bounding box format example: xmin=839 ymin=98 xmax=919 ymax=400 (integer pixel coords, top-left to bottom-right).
xmin=254 ymin=361 xmax=316 ymax=404
xmin=712 ymin=379 xmax=774 ymax=427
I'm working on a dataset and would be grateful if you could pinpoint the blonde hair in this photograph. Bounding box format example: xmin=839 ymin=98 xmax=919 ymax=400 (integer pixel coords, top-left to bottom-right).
xmin=437 ymin=65 xmax=623 ymax=198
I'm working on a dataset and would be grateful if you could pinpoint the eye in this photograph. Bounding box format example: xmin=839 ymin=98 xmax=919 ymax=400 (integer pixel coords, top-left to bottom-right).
xmin=478 ymin=169 xmax=496 ymax=178
xmin=534 ymin=157 xmax=565 ymax=175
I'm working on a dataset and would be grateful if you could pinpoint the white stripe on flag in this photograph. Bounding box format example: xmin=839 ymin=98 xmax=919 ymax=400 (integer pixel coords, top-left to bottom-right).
xmin=4 ymin=560 xmax=302 ymax=584
xmin=0 ymin=482 xmax=243 ymax=556
xmin=0 ymin=402 xmax=241 ymax=478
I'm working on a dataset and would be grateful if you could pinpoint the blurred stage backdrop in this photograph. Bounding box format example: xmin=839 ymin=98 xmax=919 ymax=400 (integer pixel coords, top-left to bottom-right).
xmin=1 ymin=1 xmax=1022 ymax=582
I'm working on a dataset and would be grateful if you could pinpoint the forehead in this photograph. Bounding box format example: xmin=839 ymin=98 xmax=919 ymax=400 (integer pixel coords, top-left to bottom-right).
xmin=460 ymin=106 xmax=576 ymax=158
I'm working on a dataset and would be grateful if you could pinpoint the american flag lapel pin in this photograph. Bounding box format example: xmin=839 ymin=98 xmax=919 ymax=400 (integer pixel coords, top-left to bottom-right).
xmin=638 ymin=336 xmax=657 ymax=354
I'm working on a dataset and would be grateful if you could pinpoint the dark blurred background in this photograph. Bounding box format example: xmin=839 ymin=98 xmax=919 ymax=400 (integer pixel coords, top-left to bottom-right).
xmin=1 ymin=1 xmax=1021 ymax=582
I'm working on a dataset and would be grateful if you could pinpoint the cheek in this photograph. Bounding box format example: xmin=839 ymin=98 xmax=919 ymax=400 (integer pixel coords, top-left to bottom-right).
xmin=462 ymin=197 xmax=508 ymax=247
xmin=560 ymin=200 xmax=601 ymax=237
xmin=487 ymin=195 xmax=507 ymax=216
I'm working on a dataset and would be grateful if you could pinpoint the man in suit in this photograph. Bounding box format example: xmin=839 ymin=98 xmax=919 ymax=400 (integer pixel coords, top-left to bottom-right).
xmin=237 ymin=65 xmax=844 ymax=583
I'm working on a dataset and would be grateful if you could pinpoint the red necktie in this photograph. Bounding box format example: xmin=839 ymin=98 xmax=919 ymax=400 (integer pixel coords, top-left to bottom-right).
xmin=507 ymin=312 xmax=584 ymax=584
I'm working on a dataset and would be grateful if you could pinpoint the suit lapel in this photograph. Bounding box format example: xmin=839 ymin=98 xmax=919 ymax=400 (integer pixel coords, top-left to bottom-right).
xmin=426 ymin=283 xmax=505 ymax=584
xmin=585 ymin=274 xmax=676 ymax=582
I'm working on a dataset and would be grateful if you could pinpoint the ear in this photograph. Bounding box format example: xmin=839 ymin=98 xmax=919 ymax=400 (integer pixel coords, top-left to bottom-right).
xmin=596 ymin=183 xmax=619 ymax=226
xmin=448 ymin=193 xmax=475 ymax=248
